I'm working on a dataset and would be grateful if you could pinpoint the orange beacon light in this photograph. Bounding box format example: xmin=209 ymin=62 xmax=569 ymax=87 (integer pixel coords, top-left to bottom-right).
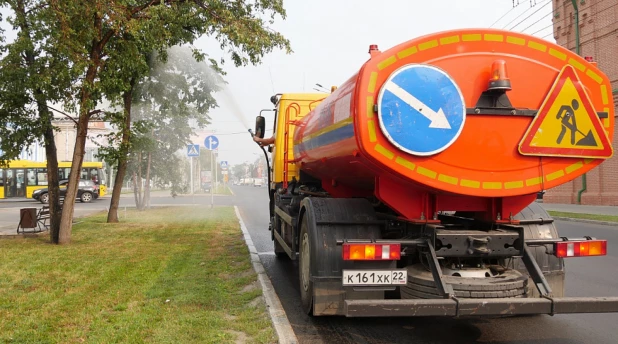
xmin=488 ymin=59 xmax=512 ymax=91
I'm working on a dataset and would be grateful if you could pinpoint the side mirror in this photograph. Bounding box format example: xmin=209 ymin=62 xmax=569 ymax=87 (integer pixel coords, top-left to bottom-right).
xmin=270 ymin=95 xmax=279 ymax=105
xmin=254 ymin=115 xmax=266 ymax=139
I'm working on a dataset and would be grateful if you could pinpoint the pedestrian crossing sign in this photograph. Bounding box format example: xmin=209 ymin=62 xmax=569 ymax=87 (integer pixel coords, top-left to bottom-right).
xmin=187 ymin=144 xmax=200 ymax=157
xmin=518 ymin=65 xmax=613 ymax=159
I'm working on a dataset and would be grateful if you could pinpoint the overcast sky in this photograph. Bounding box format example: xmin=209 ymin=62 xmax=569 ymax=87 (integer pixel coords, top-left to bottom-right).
xmin=194 ymin=0 xmax=556 ymax=166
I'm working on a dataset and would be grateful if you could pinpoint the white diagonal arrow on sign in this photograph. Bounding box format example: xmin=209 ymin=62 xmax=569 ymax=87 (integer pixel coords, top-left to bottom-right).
xmin=384 ymin=80 xmax=451 ymax=129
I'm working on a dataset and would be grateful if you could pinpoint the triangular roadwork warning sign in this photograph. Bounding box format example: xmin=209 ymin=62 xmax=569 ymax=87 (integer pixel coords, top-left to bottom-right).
xmin=519 ymin=65 xmax=613 ymax=159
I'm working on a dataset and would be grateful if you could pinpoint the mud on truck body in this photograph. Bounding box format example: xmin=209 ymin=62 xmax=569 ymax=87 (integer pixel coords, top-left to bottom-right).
xmin=251 ymin=28 xmax=618 ymax=317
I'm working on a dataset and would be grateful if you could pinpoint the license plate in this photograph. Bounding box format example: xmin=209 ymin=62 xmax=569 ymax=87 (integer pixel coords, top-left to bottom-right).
xmin=342 ymin=270 xmax=407 ymax=286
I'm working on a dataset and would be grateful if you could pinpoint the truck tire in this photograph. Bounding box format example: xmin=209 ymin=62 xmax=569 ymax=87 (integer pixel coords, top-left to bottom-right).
xmin=401 ymin=264 xmax=528 ymax=299
xmin=513 ymin=201 xmax=565 ymax=298
xmin=298 ymin=215 xmax=314 ymax=314
xmin=298 ymin=198 xmax=388 ymax=316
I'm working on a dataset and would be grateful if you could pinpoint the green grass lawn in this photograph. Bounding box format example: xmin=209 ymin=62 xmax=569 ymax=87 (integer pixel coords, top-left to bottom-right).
xmin=548 ymin=211 xmax=618 ymax=223
xmin=0 ymin=206 xmax=276 ymax=344
xmin=214 ymin=185 xmax=233 ymax=195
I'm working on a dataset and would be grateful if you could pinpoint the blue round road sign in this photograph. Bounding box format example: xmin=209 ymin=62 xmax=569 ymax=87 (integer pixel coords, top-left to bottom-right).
xmin=377 ymin=64 xmax=466 ymax=156
xmin=204 ymin=135 xmax=219 ymax=150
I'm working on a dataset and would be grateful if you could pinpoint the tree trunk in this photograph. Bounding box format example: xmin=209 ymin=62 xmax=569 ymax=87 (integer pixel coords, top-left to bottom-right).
xmin=145 ymin=151 xmax=151 ymax=209
xmin=58 ymin=55 xmax=101 ymax=244
xmin=107 ymin=79 xmax=134 ymax=223
xmin=136 ymin=151 xmax=143 ymax=210
xmin=14 ymin=0 xmax=63 ymax=243
xmin=132 ymin=171 xmax=139 ymax=207
xmin=58 ymin=110 xmax=89 ymax=244
xmin=41 ymin=105 xmax=62 ymax=244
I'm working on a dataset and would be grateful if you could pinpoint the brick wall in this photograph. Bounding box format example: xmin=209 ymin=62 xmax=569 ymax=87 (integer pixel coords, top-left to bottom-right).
xmin=544 ymin=0 xmax=618 ymax=205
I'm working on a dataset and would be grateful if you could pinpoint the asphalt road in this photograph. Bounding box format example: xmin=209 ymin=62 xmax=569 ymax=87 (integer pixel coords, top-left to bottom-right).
xmin=232 ymin=185 xmax=618 ymax=344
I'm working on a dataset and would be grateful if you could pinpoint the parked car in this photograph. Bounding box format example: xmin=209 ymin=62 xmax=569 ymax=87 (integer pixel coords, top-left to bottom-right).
xmin=202 ymin=182 xmax=211 ymax=193
xmin=32 ymin=179 xmax=99 ymax=204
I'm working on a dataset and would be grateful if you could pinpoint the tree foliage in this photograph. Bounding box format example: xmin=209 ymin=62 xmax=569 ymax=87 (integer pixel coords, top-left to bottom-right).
xmin=0 ymin=0 xmax=75 ymax=243
xmin=99 ymin=45 xmax=226 ymax=211
xmin=0 ymin=0 xmax=66 ymax=161
xmin=0 ymin=0 xmax=291 ymax=243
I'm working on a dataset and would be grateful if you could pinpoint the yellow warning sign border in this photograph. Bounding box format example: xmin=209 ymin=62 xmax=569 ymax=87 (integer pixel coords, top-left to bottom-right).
xmin=519 ymin=65 xmax=613 ymax=159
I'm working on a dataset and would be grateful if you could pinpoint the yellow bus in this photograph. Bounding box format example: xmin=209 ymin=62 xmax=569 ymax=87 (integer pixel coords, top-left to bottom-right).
xmin=0 ymin=160 xmax=107 ymax=199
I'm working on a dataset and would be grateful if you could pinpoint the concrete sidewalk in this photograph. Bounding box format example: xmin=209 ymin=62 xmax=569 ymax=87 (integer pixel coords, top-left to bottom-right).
xmin=540 ymin=202 xmax=618 ymax=216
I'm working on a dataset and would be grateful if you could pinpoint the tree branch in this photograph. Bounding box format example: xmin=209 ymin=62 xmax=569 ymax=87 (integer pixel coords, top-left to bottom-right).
xmin=87 ymin=109 xmax=104 ymax=117
xmin=130 ymin=0 xmax=160 ymax=17
xmin=46 ymin=105 xmax=79 ymax=125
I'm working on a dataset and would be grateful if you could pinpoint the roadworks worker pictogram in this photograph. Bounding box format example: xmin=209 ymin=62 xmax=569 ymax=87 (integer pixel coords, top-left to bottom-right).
xmin=519 ymin=65 xmax=613 ymax=159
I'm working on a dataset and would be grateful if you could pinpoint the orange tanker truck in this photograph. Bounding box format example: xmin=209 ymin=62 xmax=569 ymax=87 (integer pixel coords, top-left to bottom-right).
xmin=251 ymin=28 xmax=618 ymax=317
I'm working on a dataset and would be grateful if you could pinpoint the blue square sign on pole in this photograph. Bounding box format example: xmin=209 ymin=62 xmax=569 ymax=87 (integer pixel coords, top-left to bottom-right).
xmin=187 ymin=144 xmax=200 ymax=157
xmin=220 ymin=161 xmax=228 ymax=170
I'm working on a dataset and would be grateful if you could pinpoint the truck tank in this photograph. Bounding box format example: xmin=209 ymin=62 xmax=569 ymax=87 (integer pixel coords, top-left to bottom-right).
xmin=257 ymin=28 xmax=618 ymax=318
xmin=292 ymin=28 xmax=614 ymax=222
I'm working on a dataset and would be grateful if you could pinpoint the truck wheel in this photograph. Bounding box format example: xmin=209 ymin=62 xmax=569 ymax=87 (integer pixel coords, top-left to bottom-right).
xmin=298 ymin=215 xmax=314 ymax=315
xmin=298 ymin=197 xmax=386 ymax=316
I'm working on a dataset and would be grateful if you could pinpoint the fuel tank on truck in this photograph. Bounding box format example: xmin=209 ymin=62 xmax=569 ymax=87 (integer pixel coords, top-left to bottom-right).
xmin=292 ymin=28 xmax=614 ymax=217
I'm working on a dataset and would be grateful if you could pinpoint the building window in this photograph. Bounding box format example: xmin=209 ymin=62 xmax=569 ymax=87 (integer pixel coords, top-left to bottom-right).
xmin=84 ymin=147 xmax=99 ymax=162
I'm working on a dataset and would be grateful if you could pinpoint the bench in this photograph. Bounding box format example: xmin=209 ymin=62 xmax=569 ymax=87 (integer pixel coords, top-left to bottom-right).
xmin=36 ymin=206 xmax=51 ymax=231
xmin=37 ymin=204 xmax=64 ymax=231
xmin=16 ymin=204 xmax=63 ymax=234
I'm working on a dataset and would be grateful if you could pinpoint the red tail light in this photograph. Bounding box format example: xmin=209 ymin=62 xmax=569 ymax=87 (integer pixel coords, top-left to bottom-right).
xmin=554 ymin=240 xmax=607 ymax=258
xmin=342 ymin=243 xmax=401 ymax=260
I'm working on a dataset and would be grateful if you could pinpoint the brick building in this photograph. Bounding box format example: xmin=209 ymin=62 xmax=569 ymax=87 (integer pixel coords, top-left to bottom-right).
xmin=544 ymin=0 xmax=618 ymax=205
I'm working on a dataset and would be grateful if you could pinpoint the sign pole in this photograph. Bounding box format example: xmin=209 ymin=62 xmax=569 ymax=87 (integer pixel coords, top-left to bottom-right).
xmin=215 ymin=150 xmax=218 ymax=193
xmin=210 ymin=150 xmax=214 ymax=208
xmin=203 ymin=135 xmax=219 ymax=209
xmin=187 ymin=144 xmax=200 ymax=196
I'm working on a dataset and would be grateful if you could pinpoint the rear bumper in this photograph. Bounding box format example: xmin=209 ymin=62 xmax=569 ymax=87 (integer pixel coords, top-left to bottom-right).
xmin=344 ymin=297 xmax=618 ymax=317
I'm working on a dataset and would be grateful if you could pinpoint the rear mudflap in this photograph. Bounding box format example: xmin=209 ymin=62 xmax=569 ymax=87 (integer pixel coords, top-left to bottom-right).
xmin=313 ymin=281 xmax=385 ymax=316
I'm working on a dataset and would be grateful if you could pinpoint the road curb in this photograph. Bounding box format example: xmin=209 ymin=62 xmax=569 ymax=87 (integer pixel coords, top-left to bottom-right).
xmin=552 ymin=216 xmax=618 ymax=227
xmin=234 ymin=206 xmax=298 ymax=344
